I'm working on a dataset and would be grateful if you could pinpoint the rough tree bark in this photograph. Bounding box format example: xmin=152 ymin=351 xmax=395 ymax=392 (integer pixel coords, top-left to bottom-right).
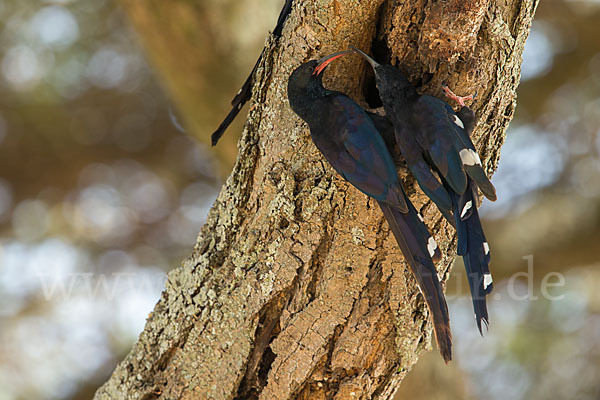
xmin=95 ymin=0 xmax=538 ymax=398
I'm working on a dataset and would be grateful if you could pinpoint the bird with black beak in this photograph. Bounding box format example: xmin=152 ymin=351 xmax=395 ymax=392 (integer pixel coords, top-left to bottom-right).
xmin=346 ymin=46 xmax=496 ymax=334
xmin=287 ymin=51 xmax=453 ymax=362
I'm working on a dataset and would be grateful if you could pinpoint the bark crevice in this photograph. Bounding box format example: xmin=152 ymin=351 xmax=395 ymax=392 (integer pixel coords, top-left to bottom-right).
xmin=94 ymin=1 xmax=538 ymax=398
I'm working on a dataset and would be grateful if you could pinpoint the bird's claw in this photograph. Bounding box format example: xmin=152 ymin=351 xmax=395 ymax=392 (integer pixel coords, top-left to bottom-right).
xmin=442 ymin=85 xmax=475 ymax=107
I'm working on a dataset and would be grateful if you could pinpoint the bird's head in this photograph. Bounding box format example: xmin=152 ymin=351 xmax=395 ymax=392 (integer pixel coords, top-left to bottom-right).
xmin=288 ymin=50 xmax=352 ymax=115
xmin=350 ymin=46 xmax=416 ymax=104
xmin=288 ymin=51 xmax=351 ymax=91
xmin=288 ymin=60 xmax=319 ymax=94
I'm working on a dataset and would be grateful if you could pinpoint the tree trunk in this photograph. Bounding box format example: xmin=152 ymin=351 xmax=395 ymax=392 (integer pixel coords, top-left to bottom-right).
xmin=95 ymin=0 xmax=538 ymax=399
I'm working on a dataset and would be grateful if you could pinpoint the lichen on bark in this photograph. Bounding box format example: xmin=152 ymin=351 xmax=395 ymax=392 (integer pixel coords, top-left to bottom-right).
xmin=95 ymin=0 xmax=538 ymax=399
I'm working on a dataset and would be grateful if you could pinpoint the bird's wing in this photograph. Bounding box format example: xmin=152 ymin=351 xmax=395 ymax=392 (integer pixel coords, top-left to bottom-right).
xmin=364 ymin=111 xmax=396 ymax=150
xmin=441 ymin=103 xmax=496 ymax=201
xmin=367 ymin=110 xmax=454 ymax=221
xmin=413 ymin=96 xmax=496 ymax=200
xmin=318 ymin=95 xmax=408 ymax=211
xmin=449 ymin=181 xmax=493 ymax=333
xmin=410 ymin=96 xmax=468 ymax=195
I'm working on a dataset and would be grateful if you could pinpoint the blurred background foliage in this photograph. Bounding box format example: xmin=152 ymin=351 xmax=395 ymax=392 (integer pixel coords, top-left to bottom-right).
xmin=0 ymin=0 xmax=598 ymax=399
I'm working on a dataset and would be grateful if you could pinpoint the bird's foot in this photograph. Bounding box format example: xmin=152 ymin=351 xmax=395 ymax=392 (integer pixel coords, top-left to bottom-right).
xmin=442 ymin=84 xmax=477 ymax=107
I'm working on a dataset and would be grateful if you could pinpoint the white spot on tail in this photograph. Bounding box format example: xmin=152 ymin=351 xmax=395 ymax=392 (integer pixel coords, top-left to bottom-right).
xmin=483 ymin=273 xmax=493 ymax=290
xmin=459 ymin=148 xmax=482 ymax=166
xmin=452 ymin=114 xmax=464 ymax=129
xmin=417 ymin=213 xmax=424 ymax=222
xmin=427 ymin=237 xmax=438 ymax=257
xmin=460 ymin=201 xmax=473 ymax=218
xmin=483 ymin=242 xmax=490 ymax=255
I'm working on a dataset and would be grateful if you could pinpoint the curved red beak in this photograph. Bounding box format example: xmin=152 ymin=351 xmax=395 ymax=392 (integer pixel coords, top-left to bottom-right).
xmin=313 ymin=50 xmax=353 ymax=76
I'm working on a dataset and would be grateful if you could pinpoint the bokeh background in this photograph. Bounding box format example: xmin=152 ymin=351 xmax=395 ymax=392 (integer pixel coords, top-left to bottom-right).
xmin=0 ymin=0 xmax=598 ymax=399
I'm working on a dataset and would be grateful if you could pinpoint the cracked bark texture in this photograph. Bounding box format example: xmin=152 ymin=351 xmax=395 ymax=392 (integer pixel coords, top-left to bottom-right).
xmin=95 ymin=0 xmax=538 ymax=399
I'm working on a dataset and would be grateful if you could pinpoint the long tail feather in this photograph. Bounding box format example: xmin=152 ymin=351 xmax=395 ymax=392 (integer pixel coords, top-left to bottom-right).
xmin=378 ymin=200 xmax=452 ymax=362
xmin=211 ymin=47 xmax=264 ymax=146
xmin=454 ymin=182 xmax=493 ymax=333
xmin=212 ymin=0 xmax=293 ymax=145
xmin=211 ymin=94 xmax=248 ymax=146
xmin=463 ymin=164 xmax=496 ymax=201
xmin=451 ymin=189 xmax=472 ymax=256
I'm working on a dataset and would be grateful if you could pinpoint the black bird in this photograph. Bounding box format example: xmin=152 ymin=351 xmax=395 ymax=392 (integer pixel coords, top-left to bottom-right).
xmin=350 ymin=47 xmax=496 ymax=333
xmin=288 ymin=52 xmax=452 ymax=362
xmin=211 ymin=0 xmax=294 ymax=146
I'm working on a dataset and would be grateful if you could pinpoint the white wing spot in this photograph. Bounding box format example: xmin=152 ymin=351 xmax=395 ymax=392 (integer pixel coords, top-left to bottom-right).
xmin=483 ymin=242 xmax=490 ymax=255
xmin=417 ymin=213 xmax=424 ymax=222
xmin=460 ymin=200 xmax=473 ymax=218
xmin=459 ymin=148 xmax=482 ymax=166
xmin=427 ymin=237 xmax=438 ymax=257
xmin=483 ymin=273 xmax=493 ymax=290
xmin=452 ymin=114 xmax=465 ymax=129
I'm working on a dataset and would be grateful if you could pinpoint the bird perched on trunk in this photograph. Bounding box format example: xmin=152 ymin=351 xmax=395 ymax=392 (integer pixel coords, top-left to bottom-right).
xmin=288 ymin=52 xmax=453 ymax=362
xmin=349 ymin=46 xmax=496 ymax=333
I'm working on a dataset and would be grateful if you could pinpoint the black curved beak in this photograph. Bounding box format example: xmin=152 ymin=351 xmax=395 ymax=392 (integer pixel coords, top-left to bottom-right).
xmin=313 ymin=50 xmax=353 ymax=76
xmin=349 ymin=46 xmax=380 ymax=69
